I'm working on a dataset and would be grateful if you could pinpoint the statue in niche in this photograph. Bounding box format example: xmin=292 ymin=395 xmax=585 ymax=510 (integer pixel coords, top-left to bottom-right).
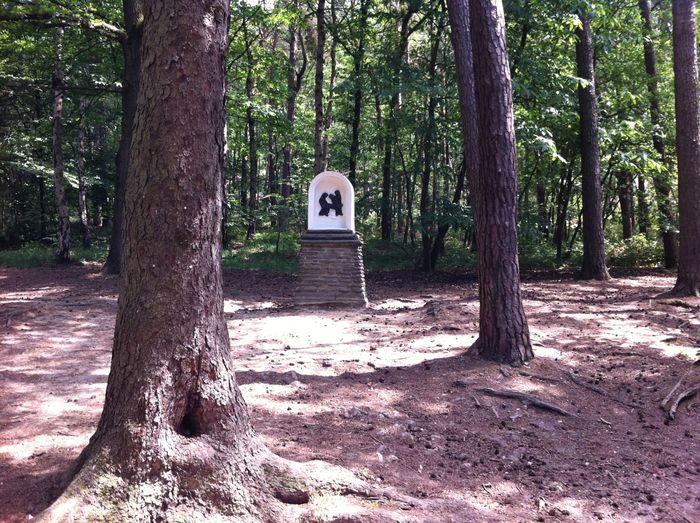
xmin=318 ymin=190 xmax=343 ymax=217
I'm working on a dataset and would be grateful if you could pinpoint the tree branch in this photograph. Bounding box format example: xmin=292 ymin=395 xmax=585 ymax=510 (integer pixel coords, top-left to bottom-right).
xmin=0 ymin=11 xmax=125 ymax=42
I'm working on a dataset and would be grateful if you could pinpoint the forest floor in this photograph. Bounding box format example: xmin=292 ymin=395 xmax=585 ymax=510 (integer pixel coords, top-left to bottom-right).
xmin=0 ymin=264 xmax=699 ymax=522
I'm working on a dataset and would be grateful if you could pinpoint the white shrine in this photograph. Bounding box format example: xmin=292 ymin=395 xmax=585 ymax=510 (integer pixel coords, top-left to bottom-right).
xmin=296 ymin=171 xmax=368 ymax=307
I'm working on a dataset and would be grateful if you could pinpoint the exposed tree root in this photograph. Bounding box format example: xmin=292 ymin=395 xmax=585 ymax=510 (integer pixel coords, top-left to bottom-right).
xmin=477 ymin=387 xmax=578 ymax=417
xmin=37 ymin=430 xmax=419 ymax=523
xmin=656 ymin=284 xmax=700 ymax=299
xmin=567 ymin=370 xmax=637 ymax=408
xmin=662 ymin=383 xmax=700 ymax=421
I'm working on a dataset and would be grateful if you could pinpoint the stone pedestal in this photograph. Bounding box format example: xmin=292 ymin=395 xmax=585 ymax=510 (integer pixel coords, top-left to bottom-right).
xmin=296 ymin=229 xmax=368 ymax=307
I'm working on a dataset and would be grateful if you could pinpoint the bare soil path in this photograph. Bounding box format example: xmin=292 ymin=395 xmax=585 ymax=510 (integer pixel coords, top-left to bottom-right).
xmin=0 ymin=265 xmax=698 ymax=522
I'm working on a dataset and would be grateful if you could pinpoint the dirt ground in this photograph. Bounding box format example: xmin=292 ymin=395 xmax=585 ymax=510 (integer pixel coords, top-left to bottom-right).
xmin=0 ymin=264 xmax=698 ymax=522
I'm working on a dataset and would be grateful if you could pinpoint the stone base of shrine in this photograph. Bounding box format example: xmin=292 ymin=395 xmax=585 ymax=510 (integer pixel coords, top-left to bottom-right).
xmin=296 ymin=229 xmax=368 ymax=307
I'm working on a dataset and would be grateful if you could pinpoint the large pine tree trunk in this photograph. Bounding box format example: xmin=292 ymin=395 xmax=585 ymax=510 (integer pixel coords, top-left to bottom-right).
xmin=448 ymin=0 xmax=533 ymax=366
xmin=76 ymin=97 xmax=92 ymax=248
xmin=104 ymin=0 xmax=143 ymax=274
xmin=52 ymin=27 xmax=70 ymax=263
xmin=576 ymin=13 xmax=610 ymax=280
xmin=638 ymin=0 xmax=677 ymax=268
xmin=670 ymin=0 xmax=700 ymax=296
xmin=40 ymin=3 xmax=362 ymax=520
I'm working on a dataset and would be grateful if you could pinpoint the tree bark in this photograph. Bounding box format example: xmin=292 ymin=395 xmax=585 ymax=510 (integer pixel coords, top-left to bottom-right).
xmin=76 ymin=97 xmax=92 ymax=247
xmin=670 ymin=0 xmax=700 ymax=296
xmin=104 ymin=0 xmax=143 ymax=274
xmin=448 ymin=0 xmax=533 ymax=365
xmin=313 ymin=0 xmax=326 ymax=174
xmin=639 ymin=0 xmax=677 ymax=268
xmin=40 ymin=2 xmax=346 ymax=519
xmin=576 ymin=13 xmax=610 ymax=280
xmin=52 ymin=27 xmax=70 ymax=263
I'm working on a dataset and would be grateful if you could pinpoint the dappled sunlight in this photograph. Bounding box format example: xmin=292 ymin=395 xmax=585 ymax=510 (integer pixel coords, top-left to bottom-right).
xmin=0 ymin=432 xmax=91 ymax=463
xmin=1 ymin=266 xmax=698 ymax=521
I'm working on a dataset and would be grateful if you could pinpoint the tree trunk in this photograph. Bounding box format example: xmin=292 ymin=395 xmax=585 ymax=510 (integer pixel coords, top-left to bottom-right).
xmin=40 ymin=2 xmax=359 ymax=520
xmin=281 ymin=24 xmax=306 ymax=230
xmin=420 ymin=13 xmax=442 ymax=272
xmin=38 ymin=176 xmax=47 ymax=239
xmin=536 ymin=182 xmax=547 ymax=236
xmin=105 ymin=0 xmax=143 ymax=274
xmin=313 ymin=0 xmax=326 ymax=174
xmin=669 ymin=0 xmax=700 ymax=296
xmin=637 ymin=174 xmax=650 ymax=236
xmin=76 ymin=97 xmax=92 ymax=248
xmin=52 ymin=27 xmax=70 ymax=264
xmin=553 ymin=165 xmax=574 ymax=260
xmin=576 ymin=13 xmax=610 ymax=280
xmin=448 ymin=0 xmax=533 ymax=365
xmin=639 ymin=0 xmax=677 ymax=268
xmin=348 ymin=0 xmax=369 ymax=187
xmin=246 ymin=56 xmax=257 ymax=240
xmin=380 ymin=8 xmax=415 ymax=241
xmin=321 ymin=0 xmax=337 ymax=168
xmin=616 ymin=171 xmax=634 ymax=240
xmin=436 ymin=0 xmax=480 ymax=271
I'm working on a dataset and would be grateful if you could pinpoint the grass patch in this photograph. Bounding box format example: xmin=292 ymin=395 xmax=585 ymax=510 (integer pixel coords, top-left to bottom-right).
xmin=222 ymin=231 xmax=299 ymax=273
xmin=0 ymin=242 xmax=108 ymax=268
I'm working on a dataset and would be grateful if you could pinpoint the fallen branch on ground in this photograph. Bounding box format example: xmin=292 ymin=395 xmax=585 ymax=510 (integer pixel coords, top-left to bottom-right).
xmin=477 ymin=387 xmax=578 ymax=417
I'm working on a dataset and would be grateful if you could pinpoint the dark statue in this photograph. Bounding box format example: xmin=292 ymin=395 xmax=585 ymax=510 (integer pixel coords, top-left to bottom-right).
xmin=318 ymin=190 xmax=343 ymax=217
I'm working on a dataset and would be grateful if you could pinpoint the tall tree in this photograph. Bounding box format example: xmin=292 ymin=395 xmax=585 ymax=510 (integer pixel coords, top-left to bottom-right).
xmin=52 ymin=26 xmax=70 ymax=263
xmin=41 ymin=2 xmax=373 ymax=519
xmin=447 ymin=0 xmax=533 ymax=365
xmin=348 ymin=0 xmax=369 ymax=187
xmin=575 ymin=13 xmax=610 ymax=280
xmin=104 ymin=0 xmax=143 ymax=274
xmin=419 ymin=6 xmax=443 ymax=272
xmin=313 ymin=0 xmax=326 ymax=174
xmin=669 ymin=0 xmax=700 ymax=296
xmin=245 ymin=30 xmax=258 ymax=239
xmin=638 ymin=0 xmax=677 ymax=268
xmin=76 ymin=96 xmax=92 ymax=247
xmin=280 ymin=22 xmax=306 ymax=229
xmin=380 ymin=5 xmax=417 ymax=241
xmin=322 ymin=0 xmax=337 ymax=168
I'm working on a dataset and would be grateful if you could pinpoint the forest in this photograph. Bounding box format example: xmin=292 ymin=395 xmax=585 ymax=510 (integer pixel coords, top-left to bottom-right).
xmin=0 ymin=0 xmax=699 ymax=522
xmin=0 ymin=0 xmax=697 ymax=279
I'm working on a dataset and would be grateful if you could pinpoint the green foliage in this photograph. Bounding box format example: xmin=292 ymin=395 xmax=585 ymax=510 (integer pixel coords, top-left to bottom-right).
xmin=222 ymin=232 xmax=299 ymax=273
xmin=0 ymin=0 xmax=682 ymax=272
xmin=607 ymin=234 xmax=663 ymax=267
xmin=0 ymin=242 xmax=107 ymax=268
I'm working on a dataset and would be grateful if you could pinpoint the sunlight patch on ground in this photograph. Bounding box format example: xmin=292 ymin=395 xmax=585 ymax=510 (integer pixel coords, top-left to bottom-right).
xmin=0 ymin=433 xmax=89 ymax=462
xmin=532 ymin=344 xmax=566 ymax=360
xmin=372 ymin=298 xmax=425 ymax=310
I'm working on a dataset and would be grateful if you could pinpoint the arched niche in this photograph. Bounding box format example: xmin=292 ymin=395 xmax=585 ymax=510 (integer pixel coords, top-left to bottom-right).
xmin=307 ymin=171 xmax=355 ymax=231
